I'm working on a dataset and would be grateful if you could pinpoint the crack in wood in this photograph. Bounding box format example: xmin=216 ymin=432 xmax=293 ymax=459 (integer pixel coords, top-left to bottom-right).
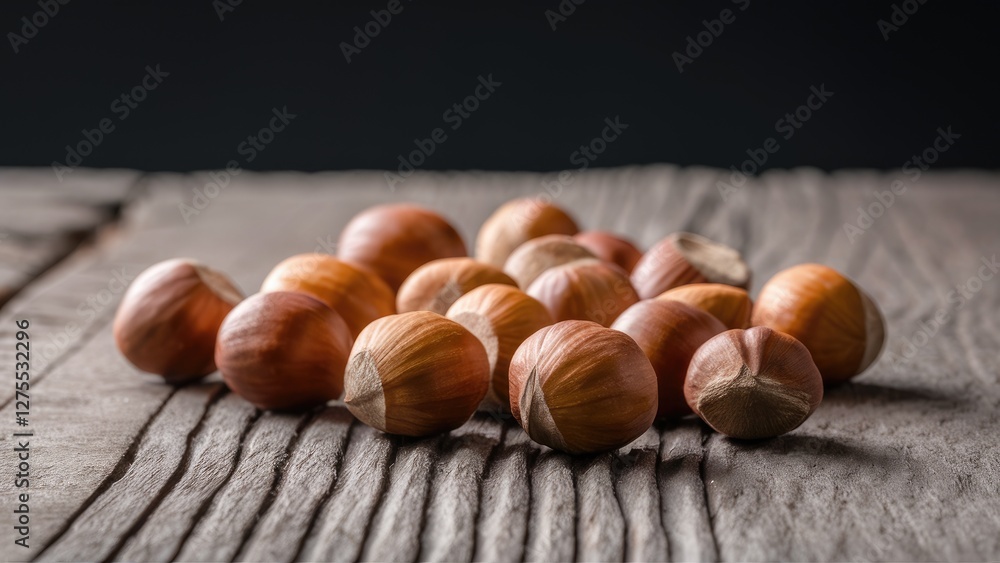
xmin=165 ymin=407 xmax=264 ymax=562
xmin=31 ymin=386 xmax=180 ymax=561
xmin=289 ymin=417 xmax=357 ymax=562
xmin=231 ymin=409 xmax=320 ymax=563
xmin=467 ymin=420 xmax=510 ymax=561
xmin=101 ymin=386 xmax=228 ymax=562
xmin=698 ymin=426 xmax=720 ymax=563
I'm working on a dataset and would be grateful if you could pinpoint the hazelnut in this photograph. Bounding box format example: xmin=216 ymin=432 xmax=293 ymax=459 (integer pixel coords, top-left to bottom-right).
xmin=526 ymin=258 xmax=639 ymax=327
xmin=751 ymin=263 xmax=885 ymax=384
xmin=630 ymin=232 xmax=750 ymax=299
xmin=573 ymin=230 xmax=643 ymax=274
xmin=445 ymin=284 xmax=554 ymax=410
xmin=396 ymin=257 xmax=517 ymax=315
xmin=611 ymin=299 xmax=726 ymax=418
xmin=337 ymin=204 xmax=466 ymax=292
xmin=343 ymin=311 xmax=490 ymax=436
xmin=475 ymin=198 xmax=579 ymax=267
xmin=656 ymin=283 xmax=753 ymax=330
xmin=508 ymin=320 xmax=658 ymax=454
xmin=215 ymin=292 xmax=353 ymax=411
xmin=113 ymin=258 xmax=243 ymax=383
xmin=685 ymin=327 xmax=824 ymax=439
xmin=503 ymin=234 xmax=595 ymax=289
xmin=260 ymin=253 xmax=395 ymax=338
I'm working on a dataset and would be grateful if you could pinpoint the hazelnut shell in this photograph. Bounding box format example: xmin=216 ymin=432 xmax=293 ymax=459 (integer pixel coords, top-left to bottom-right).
xmin=656 ymin=283 xmax=753 ymax=330
xmin=508 ymin=320 xmax=658 ymax=454
xmin=446 ymin=284 xmax=553 ymax=411
xmin=215 ymin=291 xmax=353 ymax=411
xmin=526 ymin=258 xmax=639 ymax=327
xmin=630 ymin=232 xmax=750 ymax=299
xmin=397 ymin=257 xmax=516 ymax=315
xmin=611 ymin=299 xmax=726 ymax=418
xmin=476 ymin=198 xmax=579 ymax=267
xmin=685 ymin=327 xmax=824 ymax=439
xmin=343 ymin=311 xmax=490 ymax=436
xmin=337 ymin=204 xmax=466 ymax=292
xmin=573 ymin=231 xmax=643 ymax=273
xmin=751 ymin=263 xmax=885 ymax=384
xmin=503 ymin=234 xmax=596 ymax=289
xmin=113 ymin=258 xmax=243 ymax=383
xmin=260 ymin=253 xmax=395 ymax=338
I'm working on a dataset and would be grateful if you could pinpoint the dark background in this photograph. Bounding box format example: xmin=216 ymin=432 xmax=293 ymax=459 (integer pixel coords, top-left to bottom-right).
xmin=2 ymin=1 xmax=997 ymax=173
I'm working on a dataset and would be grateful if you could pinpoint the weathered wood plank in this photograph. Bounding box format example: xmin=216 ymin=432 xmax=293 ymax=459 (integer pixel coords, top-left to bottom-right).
xmin=0 ymin=166 xmax=997 ymax=563
xmin=298 ymin=423 xmax=397 ymax=563
xmin=417 ymin=416 xmax=504 ymax=562
xmin=525 ymin=451 xmax=577 ymax=562
xmin=175 ymin=412 xmax=307 ymax=562
xmin=473 ymin=425 xmax=533 ymax=563
xmin=612 ymin=428 xmax=669 ymax=563
xmin=114 ymin=393 xmax=258 ymax=561
xmin=36 ymin=383 xmax=224 ymax=562
xmin=0 ymin=329 xmax=177 ymax=559
xmin=0 ymin=168 xmax=139 ymax=307
xmin=575 ymin=455 xmax=626 ymax=562
xmin=359 ymin=436 xmax=443 ymax=562
xmin=658 ymin=422 xmax=717 ymax=563
xmin=236 ymin=408 xmax=353 ymax=562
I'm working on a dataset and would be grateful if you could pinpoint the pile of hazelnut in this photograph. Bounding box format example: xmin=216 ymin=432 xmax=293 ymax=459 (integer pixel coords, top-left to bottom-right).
xmin=113 ymin=198 xmax=885 ymax=454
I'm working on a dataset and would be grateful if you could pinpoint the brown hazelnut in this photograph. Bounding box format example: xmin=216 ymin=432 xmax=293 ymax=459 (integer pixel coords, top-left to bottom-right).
xmin=508 ymin=320 xmax=658 ymax=454
xmin=573 ymin=230 xmax=643 ymax=273
xmin=260 ymin=253 xmax=395 ymax=338
xmin=337 ymin=204 xmax=466 ymax=292
xmin=526 ymin=258 xmax=639 ymax=327
xmin=396 ymin=257 xmax=517 ymax=315
xmin=343 ymin=311 xmax=490 ymax=436
xmin=610 ymin=299 xmax=726 ymax=418
xmin=475 ymin=198 xmax=579 ymax=267
xmin=215 ymin=291 xmax=353 ymax=411
xmin=113 ymin=258 xmax=243 ymax=383
xmin=630 ymin=232 xmax=750 ymax=299
xmin=503 ymin=234 xmax=595 ymax=289
xmin=656 ymin=283 xmax=753 ymax=330
xmin=751 ymin=263 xmax=885 ymax=384
xmin=685 ymin=327 xmax=824 ymax=439
xmin=445 ymin=284 xmax=554 ymax=410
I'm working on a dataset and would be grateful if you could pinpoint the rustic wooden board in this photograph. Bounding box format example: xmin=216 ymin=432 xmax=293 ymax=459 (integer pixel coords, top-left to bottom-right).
xmin=1 ymin=166 xmax=998 ymax=562
xmin=0 ymin=168 xmax=140 ymax=308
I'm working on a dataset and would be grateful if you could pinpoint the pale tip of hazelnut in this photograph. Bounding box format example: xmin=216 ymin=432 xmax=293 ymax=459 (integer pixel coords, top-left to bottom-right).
xmin=343 ymin=350 xmax=387 ymax=430
xmin=858 ymin=289 xmax=886 ymax=373
xmin=518 ymin=367 xmax=569 ymax=452
xmin=191 ymin=262 xmax=244 ymax=306
xmin=448 ymin=310 xmax=503 ymax=407
xmin=673 ymin=232 xmax=749 ymax=288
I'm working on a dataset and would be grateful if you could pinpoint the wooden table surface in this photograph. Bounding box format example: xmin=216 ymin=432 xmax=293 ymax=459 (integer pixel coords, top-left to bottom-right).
xmin=1 ymin=165 xmax=998 ymax=562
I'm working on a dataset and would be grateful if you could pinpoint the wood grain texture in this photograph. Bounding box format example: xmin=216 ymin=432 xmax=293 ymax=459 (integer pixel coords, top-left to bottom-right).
xmin=0 ymin=166 xmax=998 ymax=562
